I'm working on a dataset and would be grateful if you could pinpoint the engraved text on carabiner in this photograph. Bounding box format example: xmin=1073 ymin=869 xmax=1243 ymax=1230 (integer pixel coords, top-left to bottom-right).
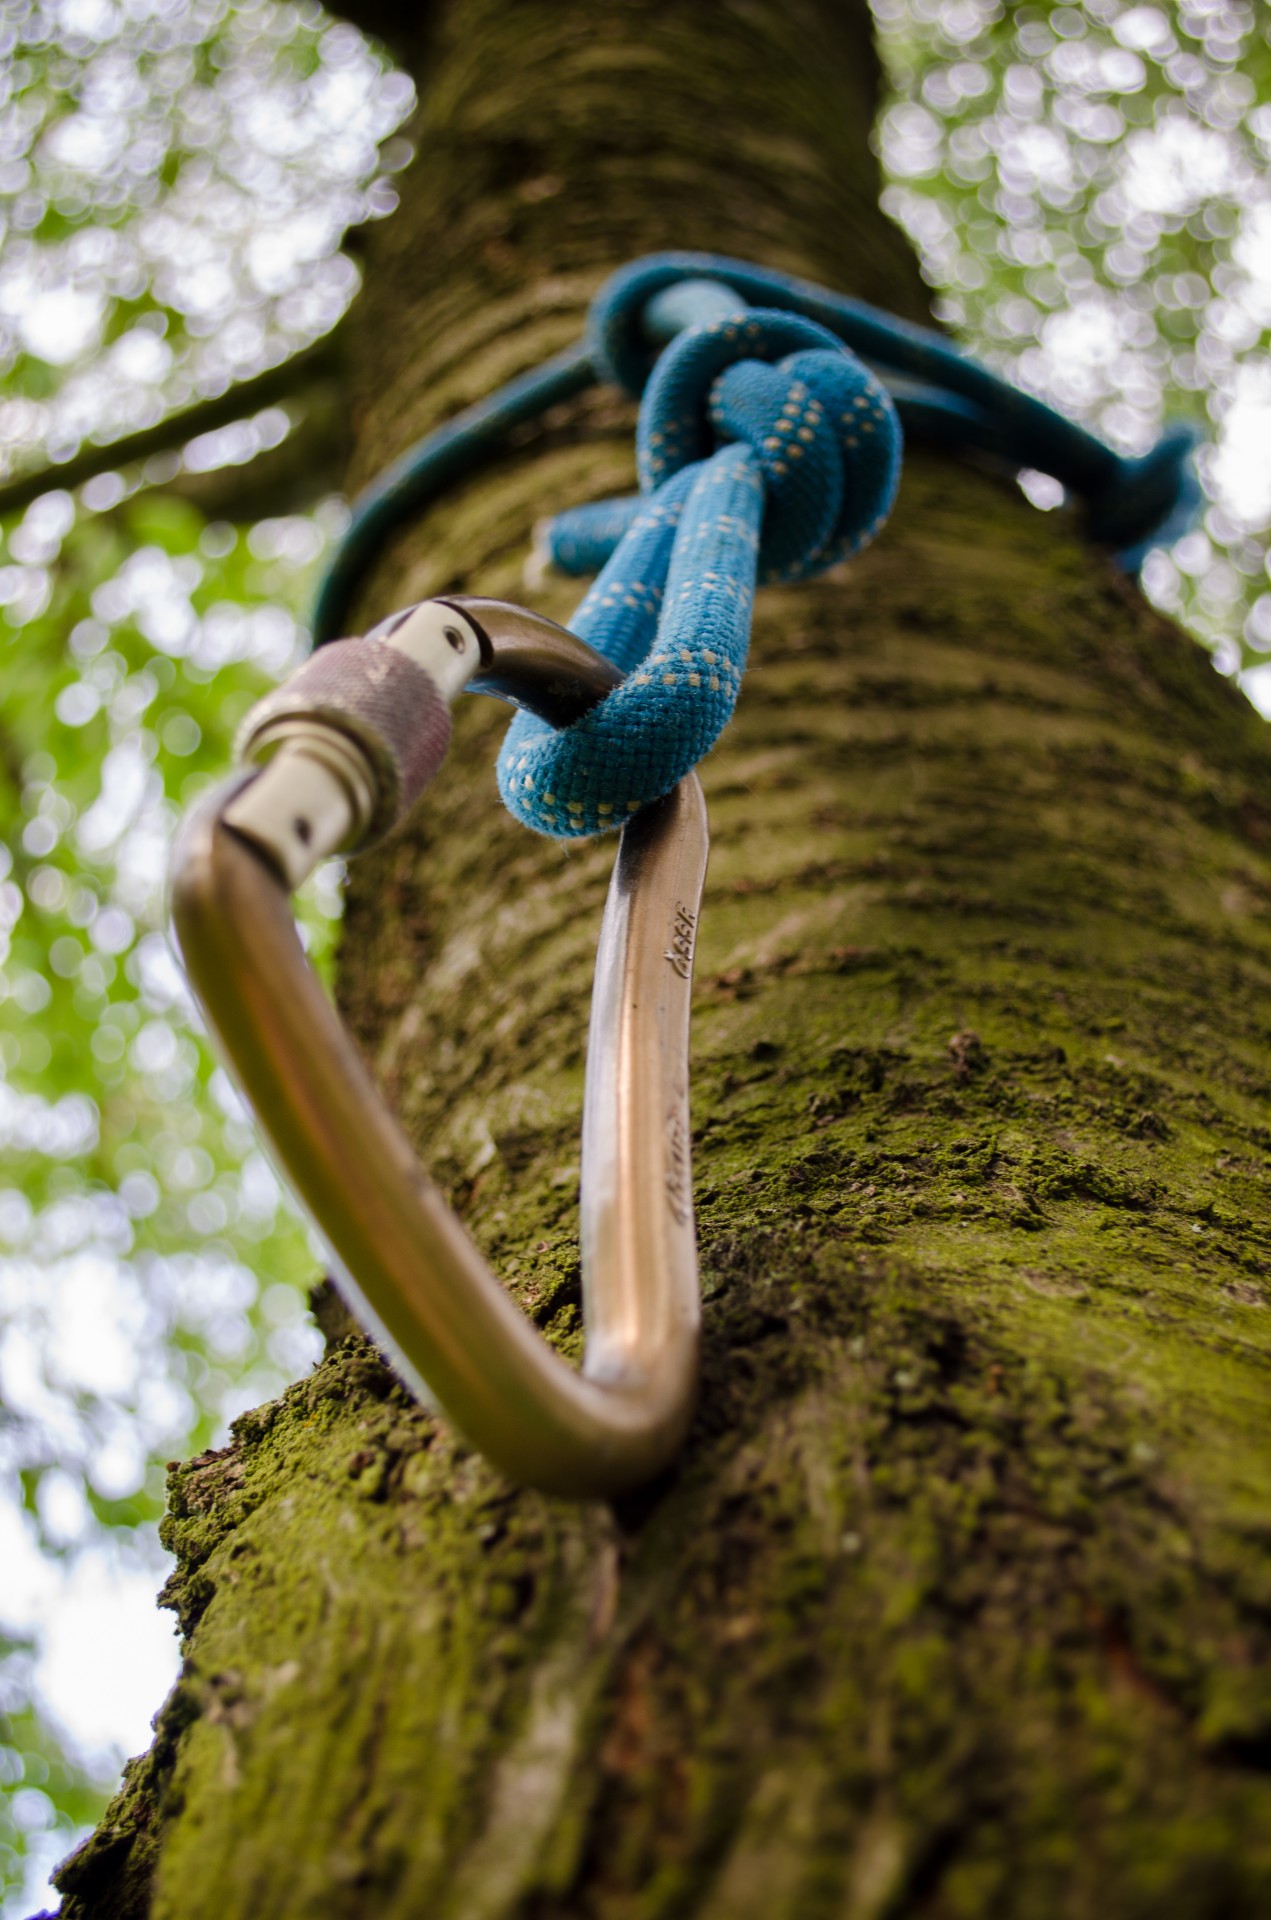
xmin=665 ymin=901 xmax=697 ymax=980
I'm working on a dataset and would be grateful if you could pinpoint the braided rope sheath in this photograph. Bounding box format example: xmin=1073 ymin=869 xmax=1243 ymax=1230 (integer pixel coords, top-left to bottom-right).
xmin=498 ymin=310 xmax=901 ymax=837
xmin=313 ymin=251 xmax=1204 ymax=842
xmin=585 ymin=253 xmax=1202 ymax=545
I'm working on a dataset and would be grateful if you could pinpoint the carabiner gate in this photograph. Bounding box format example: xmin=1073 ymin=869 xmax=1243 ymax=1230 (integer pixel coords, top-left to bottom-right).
xmin=168 ymin=599 xmax=708 ymax=1497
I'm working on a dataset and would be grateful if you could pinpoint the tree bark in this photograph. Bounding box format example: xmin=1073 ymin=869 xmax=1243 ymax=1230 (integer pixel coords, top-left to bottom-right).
xmin=55 ymin=2 xmax=1271 ymax=1916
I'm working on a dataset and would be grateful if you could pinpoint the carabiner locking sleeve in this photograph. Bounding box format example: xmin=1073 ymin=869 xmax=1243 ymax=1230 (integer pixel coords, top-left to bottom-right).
xmin=169 ymin=599 xmax=708 ymax=1497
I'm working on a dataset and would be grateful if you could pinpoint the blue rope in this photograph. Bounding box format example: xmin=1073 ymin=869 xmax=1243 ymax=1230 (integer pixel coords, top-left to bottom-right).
xmin=314 ymin=251 xmax=1203 ymax=839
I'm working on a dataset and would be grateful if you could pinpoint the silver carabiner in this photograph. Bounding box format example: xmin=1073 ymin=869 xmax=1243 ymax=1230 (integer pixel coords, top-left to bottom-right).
xmin=168 ymin=598 xmax=708 ymax=1497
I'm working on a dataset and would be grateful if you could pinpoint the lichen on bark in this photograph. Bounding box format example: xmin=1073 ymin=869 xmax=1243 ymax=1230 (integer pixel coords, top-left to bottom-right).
xmin=53 ymin=2 xmax=1271 ymax=1917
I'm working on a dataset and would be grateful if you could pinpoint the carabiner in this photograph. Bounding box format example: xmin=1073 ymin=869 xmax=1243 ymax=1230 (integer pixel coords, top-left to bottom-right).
xmin=168 ymin=598 xmax=709 ymax=1497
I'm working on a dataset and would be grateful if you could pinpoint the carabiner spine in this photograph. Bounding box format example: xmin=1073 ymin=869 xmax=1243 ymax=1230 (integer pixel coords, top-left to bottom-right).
xmin=581 ymin=781 xmax=703 ymax=1387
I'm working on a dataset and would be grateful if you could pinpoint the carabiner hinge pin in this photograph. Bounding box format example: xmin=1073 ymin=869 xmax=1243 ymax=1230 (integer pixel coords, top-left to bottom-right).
xmin=221 ymin=725 xmax=376 ymax=892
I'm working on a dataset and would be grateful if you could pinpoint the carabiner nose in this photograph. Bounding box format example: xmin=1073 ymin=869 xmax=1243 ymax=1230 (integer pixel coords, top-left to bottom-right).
xmin=444 ymin=596 xmax=625 ymax=725
xmin=371 ymin=595 xmax=626 ymax=728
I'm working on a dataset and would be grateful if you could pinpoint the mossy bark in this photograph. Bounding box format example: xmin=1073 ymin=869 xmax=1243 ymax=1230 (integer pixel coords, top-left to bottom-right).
xmin=54 ymin=2 xmax=1271 ymax=1917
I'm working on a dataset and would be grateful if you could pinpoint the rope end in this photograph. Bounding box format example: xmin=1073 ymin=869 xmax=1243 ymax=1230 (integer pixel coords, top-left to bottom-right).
xmin=1087 ymin=422 xmax=1205 ymax=574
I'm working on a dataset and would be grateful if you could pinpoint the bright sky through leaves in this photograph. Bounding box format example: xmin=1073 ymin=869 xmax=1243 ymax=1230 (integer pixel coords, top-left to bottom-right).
xmin=871 ymin=0 xmax=1271 ymax=677
xmin=0 ymin=5 xmax=413 ymax=1911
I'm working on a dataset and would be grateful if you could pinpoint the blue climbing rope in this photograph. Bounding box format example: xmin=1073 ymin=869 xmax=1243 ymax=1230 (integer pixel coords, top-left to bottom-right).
xmin=313 ymin=251 xmax=1203 ymax=840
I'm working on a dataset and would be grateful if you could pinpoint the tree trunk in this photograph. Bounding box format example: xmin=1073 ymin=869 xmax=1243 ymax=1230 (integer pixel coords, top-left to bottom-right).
xmin=55 ymin=2 xmax=1271 ymax=1916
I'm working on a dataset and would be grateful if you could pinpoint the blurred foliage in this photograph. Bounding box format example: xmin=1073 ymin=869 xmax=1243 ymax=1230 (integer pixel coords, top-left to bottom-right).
xmin=1 ymin=486 xmax=343 ymax=1519
xmin=0 ymin=0 xmax=1268 ymax=1915
xmin=872 ymin=0 xmax=1271 ymax=671
xmin=0 ymin=0 xmax=412 ymax=469
xmin=1 ymin=1636 xmax=105 ymax=1918
xmin=0 ymin=485 xmax=355 ymax=1911
xmin=0 ymin=2 xmax=412 ymax=1911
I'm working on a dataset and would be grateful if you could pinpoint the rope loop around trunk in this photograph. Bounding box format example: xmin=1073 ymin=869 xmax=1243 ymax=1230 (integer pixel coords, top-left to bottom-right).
xmin=313 ymin=251 xmax=1202 ymax=839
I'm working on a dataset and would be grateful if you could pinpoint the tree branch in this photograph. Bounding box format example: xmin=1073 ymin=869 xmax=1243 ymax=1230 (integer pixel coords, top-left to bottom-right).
xmin=0 ymin=330 xmax=347 ymax=521
xmin=164 ymin=383 xmax=351 ymax=521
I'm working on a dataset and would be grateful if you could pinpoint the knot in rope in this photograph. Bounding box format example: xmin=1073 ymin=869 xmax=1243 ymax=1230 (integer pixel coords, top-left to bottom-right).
xmin=496 ymin=310 xmax=901 ymax=839
xmin=639 ymin=311 xmax=901 ymax=583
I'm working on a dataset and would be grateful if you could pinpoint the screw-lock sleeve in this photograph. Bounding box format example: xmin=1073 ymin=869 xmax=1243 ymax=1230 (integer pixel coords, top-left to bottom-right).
xmin=236 ymin=638 xmax=452 ymax=840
